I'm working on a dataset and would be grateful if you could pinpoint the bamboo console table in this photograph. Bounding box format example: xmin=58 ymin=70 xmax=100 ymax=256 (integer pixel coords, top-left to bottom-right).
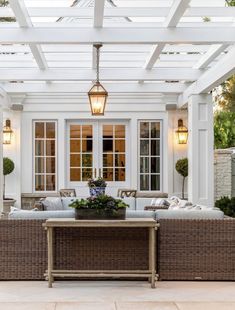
xmin=43 ymin=218 xmax=159 ymax=288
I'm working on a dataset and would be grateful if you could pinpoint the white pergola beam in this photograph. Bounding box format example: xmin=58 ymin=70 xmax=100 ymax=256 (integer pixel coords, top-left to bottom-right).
xmin=144 ymin=0 xmax=190 ymax=70
xmin=0 ymin=44 xmax=214 ymax=54
xmin=94 ymin=0 xmax=105 ymax=28
xmin=193 ymin=44 xmax=227 ymax=69
xmin=0 ymin=28 xmax=235 ymax=44
xmin=164 ymin=0 xmax=190 ymax=27
xmin=2 ymin=82 xmax=187 ymax=94
xmin=144 ymin=44 xmax=165 ymax=70
xmin=179 ymin=45 xmax=235 ymax=106
xmin=9 ymin=0 xmax=47 ymax=70
xmin=1 ymin=7 xmax=235 ymax=18
xmin=0 ymin=68 xmax=201 ymax=81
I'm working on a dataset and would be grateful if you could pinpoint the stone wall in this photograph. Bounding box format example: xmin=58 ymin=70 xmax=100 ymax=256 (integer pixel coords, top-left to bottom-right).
xmin=214 ymin=149 xmax=233 ymax=201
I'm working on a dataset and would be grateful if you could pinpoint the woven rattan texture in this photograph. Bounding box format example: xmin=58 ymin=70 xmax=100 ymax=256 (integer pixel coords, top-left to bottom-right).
xmin=0 ymin=219 xmax=47 ymax=280
xmin=54 ymin=227 xmax=149 ymax=271
xmin=158 ymin=219 xmax=235 ymax=280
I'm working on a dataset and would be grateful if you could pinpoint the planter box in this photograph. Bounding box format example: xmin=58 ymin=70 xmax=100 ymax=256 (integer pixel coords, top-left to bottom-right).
xmin=75 ymin=208 xmax=126 ymax=220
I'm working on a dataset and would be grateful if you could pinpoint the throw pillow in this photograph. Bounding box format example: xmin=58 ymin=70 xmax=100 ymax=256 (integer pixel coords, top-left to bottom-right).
xmin=42 ymin=198 xmax=63 ymax=211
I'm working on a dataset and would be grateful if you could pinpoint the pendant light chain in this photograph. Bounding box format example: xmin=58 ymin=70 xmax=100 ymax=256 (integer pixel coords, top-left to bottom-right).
xmin=95 ymin=44 xmax=101 ymax=83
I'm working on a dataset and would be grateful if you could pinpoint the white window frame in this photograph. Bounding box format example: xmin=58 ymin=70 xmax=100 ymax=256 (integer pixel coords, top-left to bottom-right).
xmin=138 ymin=120 xmax=163 ymax=192
xmin=33 ymin=120 xmax=58 ymax=193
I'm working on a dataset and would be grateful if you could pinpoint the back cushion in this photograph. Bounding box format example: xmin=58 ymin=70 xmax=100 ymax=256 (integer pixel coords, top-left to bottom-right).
xmin=122 ymin=197 xmax=136 ymax=210
xmin=61 ymin=197 xmax=77 ymax=210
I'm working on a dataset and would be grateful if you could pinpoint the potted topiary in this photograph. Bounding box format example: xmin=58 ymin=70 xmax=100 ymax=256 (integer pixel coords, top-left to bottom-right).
xmin=3 ymin=157 xmax=16 ymax=213
xmin=88 ymin=177 xmax=107 ymax=197
xmin=69 ymin=194 xmax=129 ymax=220
xmin=175 ymin=157 xmax=188 ymax=200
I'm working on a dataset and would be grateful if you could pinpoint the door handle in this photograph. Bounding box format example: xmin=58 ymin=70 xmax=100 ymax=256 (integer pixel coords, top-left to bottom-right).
xmin=94 ymin=168 xmax=97 ymax=178
xmin=99 ymin=168 xmax=102 ymax=178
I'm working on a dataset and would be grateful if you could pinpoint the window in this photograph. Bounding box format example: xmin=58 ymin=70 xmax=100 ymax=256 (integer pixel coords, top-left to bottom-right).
xmin=69 ymin=124 xmax=93 ymax=182
xmin=102 ymin=124 xmax=126 ymax=182
xmin=139 ymin=121 xmax=161 ymax=191
xmin=34 ymin=121 xmax=57 ymax=191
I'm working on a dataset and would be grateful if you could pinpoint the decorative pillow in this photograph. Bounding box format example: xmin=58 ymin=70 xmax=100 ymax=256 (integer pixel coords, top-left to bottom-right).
xmin=42 ymin=198 xmax=63 ymax=211
xmin=151 ymin=198 xmax=170 ymax=206
xmin=170 ymin=196 xmax=180 ymax=204
xmin=178 ymin=199 xmax=193 ymax=208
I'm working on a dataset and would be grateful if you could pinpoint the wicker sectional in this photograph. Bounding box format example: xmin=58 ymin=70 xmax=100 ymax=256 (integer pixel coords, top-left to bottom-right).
xmin=0 ymin=218 xmax=235 ymax=281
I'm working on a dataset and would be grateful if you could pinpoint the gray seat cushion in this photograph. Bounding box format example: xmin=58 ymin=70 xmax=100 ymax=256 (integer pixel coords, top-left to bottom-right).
xmin=155 ymin=209 xmax=224 ymax=220
xmin=9 ymin=210 xmax=75 ymax=219
xmin=126 ymin=210 xmax=155 ymax=219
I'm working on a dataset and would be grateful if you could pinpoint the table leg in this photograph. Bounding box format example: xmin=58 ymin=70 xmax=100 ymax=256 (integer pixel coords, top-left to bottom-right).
xmin=149 ymin=227 xmax=156 ymax=288
xmin=47 ymin=227 xmax=53 ymax=288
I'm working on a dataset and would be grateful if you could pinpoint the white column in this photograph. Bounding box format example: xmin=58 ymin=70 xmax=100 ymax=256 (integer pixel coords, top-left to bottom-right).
xmin=0 ymin=98 xmax=3 ymax=212
xmin=188 ymin=94 xmax=214 ymax=207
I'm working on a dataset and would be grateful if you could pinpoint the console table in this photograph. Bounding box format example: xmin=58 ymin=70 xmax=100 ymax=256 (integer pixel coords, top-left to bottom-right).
xmin=43 ymin=218 xmax=159 ymax=288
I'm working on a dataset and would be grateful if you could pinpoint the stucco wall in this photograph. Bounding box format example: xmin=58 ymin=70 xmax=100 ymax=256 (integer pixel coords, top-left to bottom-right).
xmin=214 ymin=149 xmax=233 ymax=201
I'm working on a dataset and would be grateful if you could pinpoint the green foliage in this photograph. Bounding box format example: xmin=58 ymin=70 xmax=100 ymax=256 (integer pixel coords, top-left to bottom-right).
xmin=214 ymin=111 xmax=235 ymax=149
xmin=175 ymin=158 xmax=188 ymax=178
xmin=0 ymin=0 xmax=16 ymax=22
xmin=88 ymin=177 xmax=107 ymax=188
xmin=226 ymin=0 xmax=235 ymax=6
xmin=69 ymin=194 xmax=129 ymax=210
xmin=175 ymin=158 xmax=188 ymax=199
xmin=202 ymin=16 xmax=211 ymax=22
xmin=215 ymin=75 xmax=235 ymax=112
xmin=3 ymin=157 xmax=14 ymax=176
xmin=215 ymin=196 xmax=235 ymax=217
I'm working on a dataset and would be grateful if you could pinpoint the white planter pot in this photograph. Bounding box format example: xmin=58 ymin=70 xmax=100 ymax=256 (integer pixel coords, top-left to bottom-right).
xmin=3 ymin=199 xmax=16 ymax=213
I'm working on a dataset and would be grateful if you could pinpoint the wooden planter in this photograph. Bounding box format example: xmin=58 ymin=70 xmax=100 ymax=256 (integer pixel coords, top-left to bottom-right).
xmin=75 ymin=208 xmax=126 ymax=220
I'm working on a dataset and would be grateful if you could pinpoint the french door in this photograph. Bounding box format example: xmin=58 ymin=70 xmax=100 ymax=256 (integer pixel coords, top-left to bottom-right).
xmin=67 ymin=120 xmax=129 ymax=196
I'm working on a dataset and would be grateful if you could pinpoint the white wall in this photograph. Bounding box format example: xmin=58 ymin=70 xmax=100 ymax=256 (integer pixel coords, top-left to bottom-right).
xmin=167 ymin=109 xmax=188 ymax=198
xmin=4 ymin=99 xmax=188 ymax=206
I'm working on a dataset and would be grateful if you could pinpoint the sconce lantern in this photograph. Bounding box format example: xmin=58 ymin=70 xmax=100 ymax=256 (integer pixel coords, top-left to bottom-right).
xmin=176 ymin=119 xmax=188 ymax=144
xmin=3 ymin=119 xmax=13 ymax=145
xmin=88 ymin=44 xmax=108 ymax=116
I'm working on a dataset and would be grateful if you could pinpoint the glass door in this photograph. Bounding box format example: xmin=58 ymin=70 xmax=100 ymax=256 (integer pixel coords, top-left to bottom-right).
xmin=67 ymin=120 xmax=129 ymax=196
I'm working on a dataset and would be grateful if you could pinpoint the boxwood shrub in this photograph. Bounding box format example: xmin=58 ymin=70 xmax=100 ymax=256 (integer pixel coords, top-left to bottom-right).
xmin=215 ymin=196 xmax=235 ymax=217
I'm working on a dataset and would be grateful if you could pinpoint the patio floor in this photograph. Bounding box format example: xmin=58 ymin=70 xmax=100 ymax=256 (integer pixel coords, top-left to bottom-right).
xmin=0 ymin=281 xmax=235 ymax=309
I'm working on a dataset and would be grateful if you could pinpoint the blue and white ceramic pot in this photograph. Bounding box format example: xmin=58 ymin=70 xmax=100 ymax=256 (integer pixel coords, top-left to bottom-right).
xmin=89 ymin=187 xmax=106 ymax=197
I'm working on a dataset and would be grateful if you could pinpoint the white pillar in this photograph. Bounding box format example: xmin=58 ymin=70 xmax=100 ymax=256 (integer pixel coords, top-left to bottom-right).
xmin=0 ymin=97 xmax=3 ymax=212
xmin=188 ymin=94 xmax=214 ymax=207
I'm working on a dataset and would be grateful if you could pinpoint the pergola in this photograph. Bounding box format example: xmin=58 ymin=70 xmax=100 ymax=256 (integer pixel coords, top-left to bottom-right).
xmin=0 ymin=0 xmax=235 ymax=208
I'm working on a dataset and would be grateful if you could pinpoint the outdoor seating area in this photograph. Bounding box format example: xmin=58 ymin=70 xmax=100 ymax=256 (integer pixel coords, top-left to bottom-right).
xmin=0 ymin=0 xmax=235 ymax=309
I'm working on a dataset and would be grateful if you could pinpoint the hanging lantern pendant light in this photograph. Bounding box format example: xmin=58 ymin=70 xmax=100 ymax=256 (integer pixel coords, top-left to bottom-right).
xmin=88 ymin=44 xmax=108 ymax=116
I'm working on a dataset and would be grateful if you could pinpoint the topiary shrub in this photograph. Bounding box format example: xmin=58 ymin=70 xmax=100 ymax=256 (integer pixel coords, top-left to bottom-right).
xmin=215 ymin=196 xmax=235 ymax=217
xmin=175 ymin=158 xmax=188 ymax=199
xmin=3 ymin=157 xmax=15 ymax=200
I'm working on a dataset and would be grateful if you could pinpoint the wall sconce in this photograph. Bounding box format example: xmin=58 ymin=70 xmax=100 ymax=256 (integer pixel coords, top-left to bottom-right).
xmin=175 ymin=119 xmax=188 ymax=144
xmin=3 ymin=119 xmax=13 ymax=145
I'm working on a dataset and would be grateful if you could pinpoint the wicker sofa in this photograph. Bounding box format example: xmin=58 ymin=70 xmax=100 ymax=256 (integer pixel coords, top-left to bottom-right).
xmin=0 ymin=217 xmax=235 ymax=281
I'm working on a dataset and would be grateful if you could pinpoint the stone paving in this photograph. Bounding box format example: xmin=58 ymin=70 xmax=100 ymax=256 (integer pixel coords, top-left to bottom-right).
xmin=0 ymin=281 xmax=234 ymax=309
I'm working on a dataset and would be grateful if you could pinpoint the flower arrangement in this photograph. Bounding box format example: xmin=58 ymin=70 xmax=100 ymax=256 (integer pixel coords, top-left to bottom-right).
xmin=87 ymin=177 xmax=107 ymax=188
xmin=69 ymin=194 xmax=128 ymax=210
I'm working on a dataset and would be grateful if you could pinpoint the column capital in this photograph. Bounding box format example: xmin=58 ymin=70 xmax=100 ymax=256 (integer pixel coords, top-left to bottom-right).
xmin=188 ymin=93 xmax=212 ymax=103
